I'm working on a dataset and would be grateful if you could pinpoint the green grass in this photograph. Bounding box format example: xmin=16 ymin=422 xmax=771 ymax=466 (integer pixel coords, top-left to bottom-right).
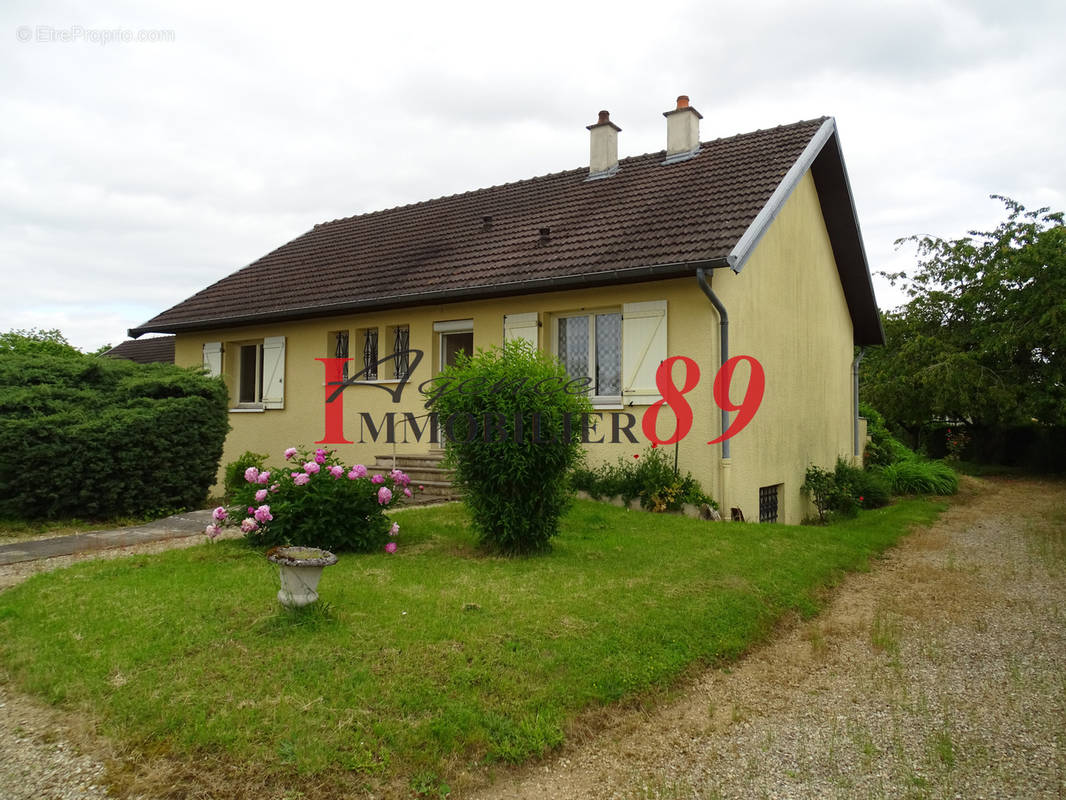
xmin=0 ymin=498 xmax=944 ymax=790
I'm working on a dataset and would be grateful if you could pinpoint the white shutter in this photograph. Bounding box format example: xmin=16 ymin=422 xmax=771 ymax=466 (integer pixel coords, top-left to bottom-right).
xmin=202 ymin=342 xmax=222 ymax=377
xmin=503 ymin=312 xmax=539 ymax=348
xmin=621 ymin=300 xmax=667 ymax=406
xmin=261 ymin=336 xmax=286 ymax=409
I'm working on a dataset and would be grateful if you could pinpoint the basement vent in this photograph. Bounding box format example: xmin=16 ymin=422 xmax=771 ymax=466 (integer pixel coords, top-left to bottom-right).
xmin=759 ymin=484 xmax=781 ymax=523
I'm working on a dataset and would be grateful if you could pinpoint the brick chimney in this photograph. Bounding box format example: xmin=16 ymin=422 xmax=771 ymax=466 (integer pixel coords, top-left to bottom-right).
xmin=587 ymin=109 xmax=621 ymax=179
xmin=663 ymin=95 xmax=703 ymax=163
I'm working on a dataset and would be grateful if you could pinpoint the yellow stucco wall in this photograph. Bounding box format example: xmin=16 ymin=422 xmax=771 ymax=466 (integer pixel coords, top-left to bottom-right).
xmin=709 ymin=170 xmax=855 ymax=523
xmin=174 ymin=279 xmax=721 ymax=493
xmin=174 ymin=169 xmax=857 ymax=523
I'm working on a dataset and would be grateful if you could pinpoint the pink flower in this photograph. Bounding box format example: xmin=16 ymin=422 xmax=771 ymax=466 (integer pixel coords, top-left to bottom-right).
xmin=390 ymin=522 xmax=399 ymax=537
xmin=257 ymin=471 xmax=271 ymax=484
xmin=371 ymin=474 xmax=384 ymax=484
xmin=254 ymin=504 xmax=273 ymax=523
xmin=270 ymin=483 xmax=280 ymax=492
xmin=255 ymin=489 xmax=268 ymax=503
xmin=385 ymin=542 xmax=397 ymax=554
xmin=248 ymin=506 xmax=255 ymax=514
xmin=284 ymin=447 xmax=298 ymax=460
xmin=390 ymin=469 xmax=409 ymax=486
xmin=304 ymin=461 xmax=321 ymax=475
xmin=418 ymin=484 xmax=424 ymax=491
xmin=329 ymin=465 xmax=344 ymax=479
xmin=403 ymin=487 xmax=412 ymax=498
xmin=294 ymin=473 xmax=311 ymax=486
xmin=205 ymin=523 xmax=221 ymax=539
xmin=240 ymin=518 xmax=258 ymax=533
xmin=291 ymin=471 xmax=300 ymax=479
xmin=212 ymin=506 xmax=228 ymax=522
xmin=244 ymin=466 xmax=260 ymax=483
xmin=378 ymin=486 xmax=392 ymax=505
xmin=315 ymin=448 xmax=328 ymax=459
xmin=349 ymin=464 xmax=367 ymax=479
xmin=315 ymin=453 xmax=326 ymax=464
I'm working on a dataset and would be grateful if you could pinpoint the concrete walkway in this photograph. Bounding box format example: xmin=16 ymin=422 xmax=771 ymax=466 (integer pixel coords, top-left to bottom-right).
xmin=0 ymin=510 xmax=214 ymax=566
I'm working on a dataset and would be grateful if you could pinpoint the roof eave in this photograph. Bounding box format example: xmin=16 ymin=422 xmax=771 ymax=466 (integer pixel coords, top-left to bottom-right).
xmin=128 ymin=258 xmax=730 ymax=338
xmin=728 ymin=117 xmax=885 ymax=347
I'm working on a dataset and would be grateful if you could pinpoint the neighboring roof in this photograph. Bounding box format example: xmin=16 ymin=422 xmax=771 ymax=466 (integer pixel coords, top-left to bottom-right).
xmin=104 ymin=336 xmax=175 ymax=364
xmin=131 ymin=117 xmax=884 ymax=345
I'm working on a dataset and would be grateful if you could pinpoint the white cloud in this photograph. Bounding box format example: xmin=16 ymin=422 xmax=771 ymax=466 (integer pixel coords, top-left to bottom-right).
xmin=1 ymin=0 xmax=1063 ymax=350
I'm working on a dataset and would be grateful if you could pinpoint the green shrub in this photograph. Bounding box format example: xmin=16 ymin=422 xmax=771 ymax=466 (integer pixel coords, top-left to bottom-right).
xmin=0 ymin=334 xmax=229 ymax=520
xmin=224 ymin=450 xmax=268 ymax=501
xmin=424 ymin=340 xmax=591 ymax=554
xmin=860 ymin=402 xmax=914 ymax=466
xmin=880 ymin=459 xmax=958 ymax=495
xmin=571 ymin=447 xmax=716 ymax=512
xmin=851 ymin=469 xmax=893 ymax=509
xmin=227 ymin=446 xmax=409 ymax=553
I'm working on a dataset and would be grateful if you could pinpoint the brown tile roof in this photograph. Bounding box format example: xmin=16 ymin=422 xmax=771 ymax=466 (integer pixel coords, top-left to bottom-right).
xmin=104 ymin=336 xmax=175 ymax=364
xmin=131 ymin=117 xmax=883 ymax=344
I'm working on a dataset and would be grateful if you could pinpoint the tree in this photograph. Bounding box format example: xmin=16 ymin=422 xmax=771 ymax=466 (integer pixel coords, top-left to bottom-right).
xmin=862 ymin=196 xmax=1066 ymax=434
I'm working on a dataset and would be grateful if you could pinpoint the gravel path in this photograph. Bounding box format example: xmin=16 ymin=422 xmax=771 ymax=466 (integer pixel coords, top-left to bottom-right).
xmin=1 ymin=477 xmax=1063 ymax=799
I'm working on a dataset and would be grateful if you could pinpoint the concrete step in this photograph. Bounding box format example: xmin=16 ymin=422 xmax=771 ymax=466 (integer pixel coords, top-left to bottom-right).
xmin=374 ymin=452 xmax=447 ymax=469
xmin=372 ymin=464 xmax=453 ymax=483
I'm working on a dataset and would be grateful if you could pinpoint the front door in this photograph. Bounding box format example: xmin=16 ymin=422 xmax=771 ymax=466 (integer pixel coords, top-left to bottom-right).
xmin=434 ymin=322 xmax=474 ymax=446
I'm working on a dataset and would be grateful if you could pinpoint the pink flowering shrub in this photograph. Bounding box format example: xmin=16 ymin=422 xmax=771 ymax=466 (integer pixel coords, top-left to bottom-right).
xmin=227 ymin=445 xmax=415 ymax=552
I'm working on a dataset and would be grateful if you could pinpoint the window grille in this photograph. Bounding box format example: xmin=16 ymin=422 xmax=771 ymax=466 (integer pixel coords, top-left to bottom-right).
xmin=393 ymin=326 xmax=410 ymax=379
xmin=759 ymin=484 xmax=780 ymax=523
xmin=334 ymin=331 xmax=349 ymax=380
xmin=363 ymin=329 xmax=378 ymax=380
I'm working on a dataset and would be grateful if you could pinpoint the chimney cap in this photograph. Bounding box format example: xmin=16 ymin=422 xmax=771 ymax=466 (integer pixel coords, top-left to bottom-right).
xmin=663 ymin=95 xmax=703 ymax=120
xmin=586 ymin=109 xmax=622 ymax=132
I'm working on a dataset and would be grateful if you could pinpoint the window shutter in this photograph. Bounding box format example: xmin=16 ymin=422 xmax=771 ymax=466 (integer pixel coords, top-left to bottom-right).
xmin=202 ymin=342 xmax=222 ymax=377
xmin=621 ymin=300 xmax=667 ymax=406
xmin=503 ymin=312 xmax=539 ymax=348
xmin=261 ymin=336 xmax=286 ymax=409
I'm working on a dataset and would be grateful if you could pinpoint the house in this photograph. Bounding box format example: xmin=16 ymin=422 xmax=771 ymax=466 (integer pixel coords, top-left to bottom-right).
xmin=104 ymin=335 xmax=176 ymax=364
xmin=129 ymin=96 xmax=883 ymax=524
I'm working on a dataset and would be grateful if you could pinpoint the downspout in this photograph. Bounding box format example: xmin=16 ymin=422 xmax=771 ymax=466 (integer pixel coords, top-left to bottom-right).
xmin=852 ymin=347 xmax=866 ymax=460
xmin=697 ymin=267 xmax=732 ymax=513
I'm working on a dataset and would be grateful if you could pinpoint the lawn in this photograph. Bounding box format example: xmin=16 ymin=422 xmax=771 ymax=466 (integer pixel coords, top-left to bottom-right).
xmin=0 ymin=497 xmax=944 ymax=796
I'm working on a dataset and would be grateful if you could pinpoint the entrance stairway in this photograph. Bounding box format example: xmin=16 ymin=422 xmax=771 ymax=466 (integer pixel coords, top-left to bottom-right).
xmin=371 ymin=451 xmax=459 ymax=502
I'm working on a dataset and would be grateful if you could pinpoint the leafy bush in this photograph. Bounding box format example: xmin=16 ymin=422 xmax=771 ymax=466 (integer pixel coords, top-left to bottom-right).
xmin=571 ymin=447 xmax=716 ymax=512
xmin=424 ymin=340 xmax=591 ymax=554
xmin=802 ymin=462 xmax=860 ymax=522
xmin=0 ymin=334 xmax=229 ymax=520
xmin=224 ymin=450 xmax=268 ymax=501
xmin=860 ymin=402 xmax=914 ymax=466
xmin=880 ymin=459 xmax=959 ymax=495
xmin=226 ymin=446 xmax=411 ymax=553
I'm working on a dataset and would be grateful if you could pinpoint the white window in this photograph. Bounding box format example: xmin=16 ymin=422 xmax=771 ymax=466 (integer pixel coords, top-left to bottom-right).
xmin=553 ymin=301 xmax=668 ymax=407
xmin=555 ymin=310 xmax=623 ymax=403
xmin=237 ymin=342 xmax=264 ymax=405
xmin=233 ymin=336 xmax=285 ymax=410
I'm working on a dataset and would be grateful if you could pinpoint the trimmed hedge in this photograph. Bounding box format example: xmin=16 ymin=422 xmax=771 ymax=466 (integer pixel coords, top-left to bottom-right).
xmin=0 ymin=347 xmax=229 ymax=519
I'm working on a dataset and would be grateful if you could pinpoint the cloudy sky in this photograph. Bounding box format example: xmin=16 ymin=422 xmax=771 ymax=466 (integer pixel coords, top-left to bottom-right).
xmin=3 ymin=0 xmax=1063 ymax=352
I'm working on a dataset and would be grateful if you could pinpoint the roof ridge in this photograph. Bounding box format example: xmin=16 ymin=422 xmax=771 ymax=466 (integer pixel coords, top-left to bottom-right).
xmin=310 ymin=116 xmax=830 ymax=232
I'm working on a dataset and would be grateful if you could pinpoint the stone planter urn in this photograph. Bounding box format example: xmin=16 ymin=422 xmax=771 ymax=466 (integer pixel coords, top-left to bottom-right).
xmin=266 ymin=546 xmax=338 ymax=608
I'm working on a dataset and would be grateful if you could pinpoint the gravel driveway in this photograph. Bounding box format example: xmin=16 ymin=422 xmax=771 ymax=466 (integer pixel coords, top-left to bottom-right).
xmin=1 ymin=477 xmax=1063 ymax=799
